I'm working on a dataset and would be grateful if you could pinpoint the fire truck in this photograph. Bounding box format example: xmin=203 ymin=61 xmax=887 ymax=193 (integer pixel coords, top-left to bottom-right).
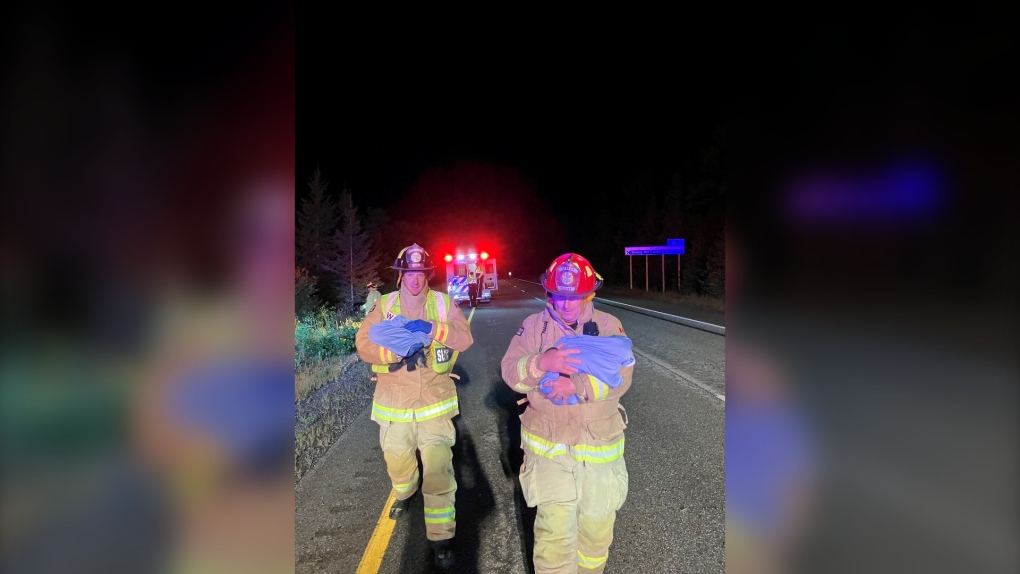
xmin=443 ymin=250 xmax=497 ymax=306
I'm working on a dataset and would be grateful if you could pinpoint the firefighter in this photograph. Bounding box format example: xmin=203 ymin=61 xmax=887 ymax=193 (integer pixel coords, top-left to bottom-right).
xmin=355 ymin=243 xmax=474 ymax=569
xmin=361 ymin=281 xmax=382 ymax=317
xmin=467 ymin=260 xmax=483 ymax=307
xmin=501 ymin=253 xmax=633 ymax=574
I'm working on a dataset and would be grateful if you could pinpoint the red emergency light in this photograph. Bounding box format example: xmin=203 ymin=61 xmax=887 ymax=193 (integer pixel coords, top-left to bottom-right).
xmin=444 ymin=254 xmax=453 ymax=262
xmin=480 ymin=252 xmax=489 ymax=260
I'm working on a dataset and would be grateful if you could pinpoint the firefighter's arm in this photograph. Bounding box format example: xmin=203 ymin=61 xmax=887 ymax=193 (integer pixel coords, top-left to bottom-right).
xmin=501 ymin=317 xmax=546 ymax=394
xmin=573 ymin=364 xmax=633 ymax=402
xmin=355 ymin=301 xmax=402 ymax=365
xmin=428 ymin=298 xmax=474 ymax=352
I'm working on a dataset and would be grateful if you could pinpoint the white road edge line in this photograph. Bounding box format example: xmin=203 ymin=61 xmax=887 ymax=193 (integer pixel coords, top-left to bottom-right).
xmin=632 ymin=347 xmax=725 ymax=403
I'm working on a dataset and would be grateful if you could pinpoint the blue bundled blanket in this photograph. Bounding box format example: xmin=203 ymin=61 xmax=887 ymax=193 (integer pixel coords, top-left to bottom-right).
xmin=369 ymin=315 xmax=432 ymax=358
xmin=537 ymin=334 xmax=636 ymax=405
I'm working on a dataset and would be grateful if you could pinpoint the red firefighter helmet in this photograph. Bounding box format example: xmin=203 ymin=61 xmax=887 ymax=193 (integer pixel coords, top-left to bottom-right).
xmin=540 ymin=253 xmax=603 ymax=296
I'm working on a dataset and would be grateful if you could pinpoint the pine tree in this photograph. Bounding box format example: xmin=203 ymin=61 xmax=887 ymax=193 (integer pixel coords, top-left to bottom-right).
xmin=322 ymin=187 xmax=383 ymax=314
xmin=296 ymin=169 xmax=339 ymax=277
xmin=295 ymin=267 xmax=321 ymax=320
xmin=700 ymin=230 xmax=726 ymax=297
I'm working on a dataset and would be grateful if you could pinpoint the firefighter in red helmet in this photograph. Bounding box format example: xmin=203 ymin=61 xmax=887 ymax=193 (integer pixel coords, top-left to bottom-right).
xmin=501 ymin=253 xmax=632 ymax=574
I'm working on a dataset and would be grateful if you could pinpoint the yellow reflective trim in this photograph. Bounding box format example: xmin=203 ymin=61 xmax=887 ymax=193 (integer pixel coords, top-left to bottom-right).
xmin=517 ymin=356 xmax=529 ymax=381
xmin=587 ymin=374 xmax=606 ymax=400
xmin=424 ymin=516 xmax=456 ymax=524
xmin=414 ymin=396 xmax=458 ymax=421
xmin=371 ymin=401 xmax=414 ymax=422
xmin=521 ymin=428 xmax=567 ymax=459
xmin=514 ymin=382 xmax=533 ymax=393
xmin=393 ymin=468 xmax=419 ymax=493
xmin=578 ymin=549 xmax=608 ymax=568
xmin=371 ymin=364 xmax=389 ymax=373
xmin=423 ymin=505 xmax=455 ymax=524
xmin=569 ymin=436 xmax=625 ymax=463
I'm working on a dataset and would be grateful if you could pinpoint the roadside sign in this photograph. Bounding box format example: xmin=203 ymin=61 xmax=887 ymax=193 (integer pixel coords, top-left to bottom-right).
xmin=625 ymin=246 xmax=685 ymax=256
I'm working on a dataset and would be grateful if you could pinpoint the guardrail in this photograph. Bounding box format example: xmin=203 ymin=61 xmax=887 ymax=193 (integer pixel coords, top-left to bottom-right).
xmin=593 ymin=297 xmax=725 ymax=336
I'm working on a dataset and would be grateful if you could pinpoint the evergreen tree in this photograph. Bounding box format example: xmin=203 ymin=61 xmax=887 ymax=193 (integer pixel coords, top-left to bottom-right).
xmin=322 ymin=188 xmax=383 ymax=313
xmin=701 ymin=230 xmax=726 ymax=297
xmin=294 ymin=267 xmax=321 ymax=320
xmin=296 ymin=168 xmax=340 ymax=304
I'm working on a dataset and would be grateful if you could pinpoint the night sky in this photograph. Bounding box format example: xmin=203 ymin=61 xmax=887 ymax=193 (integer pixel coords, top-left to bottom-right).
xmin=297 ymin=19 xmax=724 ymax=275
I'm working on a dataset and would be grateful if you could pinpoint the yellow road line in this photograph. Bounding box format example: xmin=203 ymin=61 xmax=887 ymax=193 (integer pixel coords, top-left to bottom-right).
xmin=354 ymin=489 xmax=397 ymax=573
xmin=354 ymin=305 xmax=477 ymax=573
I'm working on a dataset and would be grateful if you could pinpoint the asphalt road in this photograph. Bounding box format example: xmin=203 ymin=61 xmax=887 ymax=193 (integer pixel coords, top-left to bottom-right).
xmin=295 ymin=279 xmax=726 ymax=573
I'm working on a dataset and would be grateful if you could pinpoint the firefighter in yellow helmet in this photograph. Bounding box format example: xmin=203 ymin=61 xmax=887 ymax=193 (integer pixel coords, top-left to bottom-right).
xmin=361 ymin=281 xmax=382 ymax=317
xmin=355 ymin=243 xmax=474 ymax=569
xmin=501 ymin=253 xmax=632 ymax=574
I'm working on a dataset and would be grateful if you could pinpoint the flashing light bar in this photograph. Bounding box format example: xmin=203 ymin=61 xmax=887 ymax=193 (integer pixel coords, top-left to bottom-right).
xmin=444 ymin=254 xmax=453 ymax=262
xmin=480 ymin=251 xmax=489 ymax=260
xmin=468 ymin=253 xmax=477 ymax=260
xmin=456 ymin=254 xmax=464 ymax=261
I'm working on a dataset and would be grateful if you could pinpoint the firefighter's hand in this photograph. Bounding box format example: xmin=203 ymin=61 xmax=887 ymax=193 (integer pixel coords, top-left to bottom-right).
xmin=404 ymin=319 xmax=433 ymax=335
xmin=538 ymin=344 xmax=582 ymax=375
xmin=544 ymin=375 xmax=578 ymax=403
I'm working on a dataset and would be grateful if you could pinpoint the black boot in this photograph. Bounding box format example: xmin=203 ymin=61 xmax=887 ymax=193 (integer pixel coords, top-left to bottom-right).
xmin=389 ymin=493 xmax=413 ymax=519
xmin=431 ymin=539 xmax=455 ymax=569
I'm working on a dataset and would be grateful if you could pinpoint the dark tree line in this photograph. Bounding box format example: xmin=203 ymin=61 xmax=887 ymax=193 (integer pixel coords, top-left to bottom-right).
xmin=577 ymin=126 xmax=724 ymax=297
xmin=296 ymin=124 xmax=724 ymax=314
xmin=295 ymin=169 xmax=385 ymax=318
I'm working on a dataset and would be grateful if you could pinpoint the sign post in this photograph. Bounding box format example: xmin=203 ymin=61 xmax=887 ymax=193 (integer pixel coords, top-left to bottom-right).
xmin=625 ymin=243 xmax=685 ymax=293
xmin=667 ymin=240 xmax=682 ymax=292
xmin=625 ymin=246 xmax=686 ymax=256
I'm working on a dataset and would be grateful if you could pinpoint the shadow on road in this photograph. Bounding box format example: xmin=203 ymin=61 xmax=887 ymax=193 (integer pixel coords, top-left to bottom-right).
xmin=396 ymin=389 xmax=497 ymax=572
xmin=486 ymin=364 xmax=536 ymax=574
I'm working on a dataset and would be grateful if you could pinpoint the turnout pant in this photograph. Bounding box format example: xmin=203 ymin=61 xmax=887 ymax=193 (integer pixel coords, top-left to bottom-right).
xmin=519 ymin=447 xmax=629 ymax=573
xmin=377 ymin=417 xmax=457 ymax=540
xmin=468 ymin=282 xmax=478 ymax=306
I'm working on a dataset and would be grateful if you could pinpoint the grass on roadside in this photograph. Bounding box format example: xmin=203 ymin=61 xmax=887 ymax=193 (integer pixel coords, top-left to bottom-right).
xmin=295 ymin=307 xmax=362 ymax=402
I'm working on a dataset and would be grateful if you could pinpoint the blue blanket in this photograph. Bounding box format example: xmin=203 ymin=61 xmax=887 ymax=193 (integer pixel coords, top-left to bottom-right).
xmin=369 ymin=315 xmax=432 ymax=358
xmin=538 ymin=334 xmax=635 ymax=405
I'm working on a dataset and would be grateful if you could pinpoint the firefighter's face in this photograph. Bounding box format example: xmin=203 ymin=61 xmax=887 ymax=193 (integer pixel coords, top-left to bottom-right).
xmin=551 ymin=294 xmax=585 ymax=323
xmin=403 ymin=271 xmax=427 ymax=295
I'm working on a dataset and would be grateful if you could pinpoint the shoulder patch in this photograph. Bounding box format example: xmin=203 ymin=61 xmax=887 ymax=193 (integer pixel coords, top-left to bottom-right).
xmin=516 ymin=327 xmax=525 ymax=337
